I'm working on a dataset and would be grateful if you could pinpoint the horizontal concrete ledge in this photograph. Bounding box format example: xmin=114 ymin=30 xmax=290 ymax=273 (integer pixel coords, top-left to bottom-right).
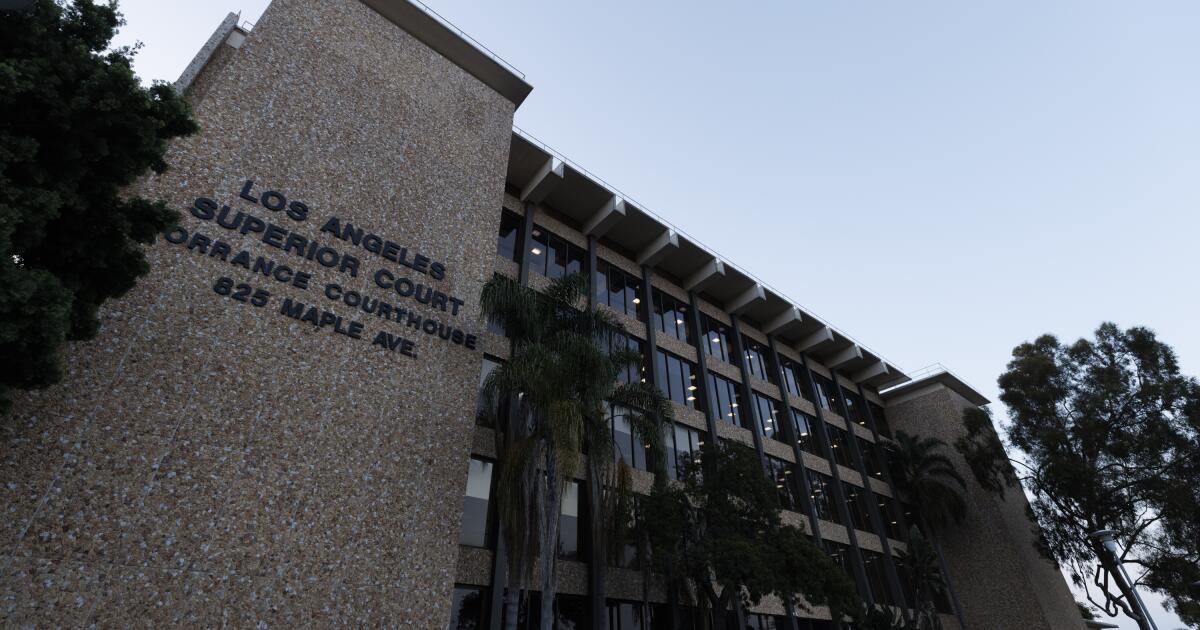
xmin=359 ymin=0 xmax=533 ymax=107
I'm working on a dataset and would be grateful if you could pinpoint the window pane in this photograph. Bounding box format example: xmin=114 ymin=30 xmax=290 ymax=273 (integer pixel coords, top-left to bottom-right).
xmin=460 ymin=458 xmax=493 ymax=547
xmin=496 ymin=209 xmax=522 ymax=261
xmin=559 ymin=481 xmax=581 ymax=559
xmin=475 ymin=357 xmax=502 ymax=427
xmin=447 ymin=585 xmax=486 ymax=630
xmin=528 ymin=226 xmax=548 ymax=276
xmin=547 ymin=233 xmax=567 ymax=279
xmin=566 ymin=241 xmax=585 ymax=276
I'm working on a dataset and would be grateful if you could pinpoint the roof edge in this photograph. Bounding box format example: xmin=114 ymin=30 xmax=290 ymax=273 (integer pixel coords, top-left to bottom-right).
xmin=359 ymin=0 xmax=532 ymax=107
xmin=880 ymin=368 xmax=990 ymax=406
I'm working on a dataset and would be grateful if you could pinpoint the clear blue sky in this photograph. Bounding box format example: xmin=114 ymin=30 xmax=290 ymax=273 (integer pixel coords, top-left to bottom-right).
xmin=114 ymin=1 xmax=1197 ymax=627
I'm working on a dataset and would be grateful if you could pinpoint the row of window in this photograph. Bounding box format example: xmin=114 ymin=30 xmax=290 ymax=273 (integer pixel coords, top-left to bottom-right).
xmin=496 ymin=209 xmax=896 ymax=442
xmin=478 ymin=355 xmax=894 ymax=525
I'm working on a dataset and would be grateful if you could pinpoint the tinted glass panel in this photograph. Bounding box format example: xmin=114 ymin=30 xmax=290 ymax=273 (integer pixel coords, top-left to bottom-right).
xmin=559 ymin=481 xmax=582 ymax=559
xmin=791 ymin=409 xmax=822 ymax=456
xmin=448 ymin=585 xmax=486 ymax=630
xmin=742 ymin=337 xmax=774 ymax=384
xmin=807 ymin=471 xmax=841 ymax=524
xmin=651 ymin=288 xmax=692 ymax=344
xmin=654 ymin=350 xmax=701 ymax=411
xmin=528 ymin=226 xmax=548 ymax=276
xmin=496 ymin=209 xmax=522 ymax=262
xmin=475 ymin=356 xmax=502 ymax=427
xmin=459 ymin=457 xmax=493 ymax=547
xmin=827 ymin=425 xmax=855 ymax=469
xmin=706 ymin=372 xmax=744 ymax=427
xmin=700 ymin=314 xmax=731 ymax=364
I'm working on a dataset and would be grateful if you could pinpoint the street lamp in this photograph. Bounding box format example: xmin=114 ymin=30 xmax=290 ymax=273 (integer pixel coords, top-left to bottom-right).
xmin=1088 ymin=529 xmax=1158 ymax=630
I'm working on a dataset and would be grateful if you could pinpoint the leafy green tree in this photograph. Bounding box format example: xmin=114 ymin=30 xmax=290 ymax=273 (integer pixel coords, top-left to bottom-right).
xmin=0 ymin=0 xmax=198 ymax=412
xmin=641 ymin=441 xmax=859 ymax=630
xmin=887 ymin=432 xmax=967 ymax=532
xmin=957 ymin=323 xmax=1200 ymax=628
xmin=479 ymin=272 xmax=671 ymax=630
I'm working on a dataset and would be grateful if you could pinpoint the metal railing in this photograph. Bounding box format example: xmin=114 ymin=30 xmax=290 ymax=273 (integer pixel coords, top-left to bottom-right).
xmin=408 ymin=0 xmax=525 ymax=79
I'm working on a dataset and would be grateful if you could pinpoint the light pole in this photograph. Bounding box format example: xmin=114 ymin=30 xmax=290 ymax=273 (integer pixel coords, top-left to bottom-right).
xmin=1088 ymin=529 xmax=1158 ymax=630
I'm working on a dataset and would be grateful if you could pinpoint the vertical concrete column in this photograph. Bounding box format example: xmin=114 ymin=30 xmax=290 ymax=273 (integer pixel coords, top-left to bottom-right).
xmin=517 ymin=202 xmax=536 ymax=285
xmin=586 ymin=235 xmax=597 ymax=312
xmin=799 ymin=355 xmax=875 ymax=605
xmin=729 ymin=317 xmax=768 ymax=467
xmin=767 ymin=337 xmax=824 ymax=630
xmin=831 ymin=372 xmax=907 ymax=611
xmin=640 ymin=267 xmax=660 ymax=388
xmin=766 ymin=337 xmax=823 ymax=540
xmin=687 ymin=291 xmax=721 ymax=439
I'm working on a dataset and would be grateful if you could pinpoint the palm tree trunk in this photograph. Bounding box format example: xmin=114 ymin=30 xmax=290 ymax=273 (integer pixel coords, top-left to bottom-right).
xmin=538 ymin=450 xmax=562 ymax=630
xmin=504 ymin=543 xmax=525 ymax=630
xmin=587 ymin=463 xmax=607 ymax=630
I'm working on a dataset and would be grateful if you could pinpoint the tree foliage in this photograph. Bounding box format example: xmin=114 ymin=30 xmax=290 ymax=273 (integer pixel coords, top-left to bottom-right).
xmin=959 ymin=323 xmax=1200 ymax=627
xmin=641 ymin=441 xmax=860 ymax=629
xmin=0 ymin=0 xmax=198 ymax=412
xmin=479 ymin=272 xmax=672 ymax=630
xmin=886 ymin=431 xmax=967 ymax=531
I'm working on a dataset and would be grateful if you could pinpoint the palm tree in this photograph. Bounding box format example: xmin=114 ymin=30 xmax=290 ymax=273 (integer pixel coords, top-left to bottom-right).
xmin=887 ymin=431 xmax=967 ymax=531
xmin=886 ymin=431 xmax=967 ymax=628
xmin=896 ymin=526 xmax=949 ymax=630
xmin=480 ymin=272 xmax=671 ymax=630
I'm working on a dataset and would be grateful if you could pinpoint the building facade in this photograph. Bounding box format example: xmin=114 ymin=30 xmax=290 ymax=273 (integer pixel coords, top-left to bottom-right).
xmin=0 ymin=0 xmax=1084 ymax=628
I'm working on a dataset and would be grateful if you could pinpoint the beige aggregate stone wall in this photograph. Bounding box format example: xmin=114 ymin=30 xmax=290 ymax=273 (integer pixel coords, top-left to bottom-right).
xmin=0 ymin=0 xmax=516 ymax=626
xmin=886 ymin=385 xmax=1087 ymax=630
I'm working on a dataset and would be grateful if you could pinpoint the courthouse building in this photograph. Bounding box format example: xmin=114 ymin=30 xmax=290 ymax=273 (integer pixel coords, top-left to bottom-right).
xmin=1 ymin=0 xmax=1087 ymax=628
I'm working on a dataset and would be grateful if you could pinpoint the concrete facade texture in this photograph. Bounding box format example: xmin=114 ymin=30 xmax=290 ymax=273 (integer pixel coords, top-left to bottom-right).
xmin=885 ymin=385 xmax=1087 ymax=630
xmin=1 ymin=0 xmax=514 ymax=626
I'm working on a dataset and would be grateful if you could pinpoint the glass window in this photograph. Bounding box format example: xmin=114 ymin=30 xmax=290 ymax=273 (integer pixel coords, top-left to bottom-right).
xmin=609 ymin=403 xmax=648 ymax=471
xmin=651 ymin=288 xmax=693 ymax=345
xmin=655 ymin=350 xmax=702 ymax=411
xmin=603 ymin=332 xmax=644 ymax=385
xmin=858 ymin=437 xmax=884 ymax=479
xmin=868 ymin=402 xmax=891 ymax=437
xmin=767 ymin=456 xmax=802 ymax=512
xmin=807 ymin=471 xmax=841 ymax=524
xmin=752 ymin=392 xmax=786 ymax=443
xmin=447 ymin=585 xmax=487 ymax=630
xmin=781 ymin=358 xmax=815 ymax=404
xmin=705 ymin=372 xmax=744 ymax=428
xmin=842 ymin=386 xmax=868 ymax=427
xmin=496 ymin=209 xmax=523 ymax=262
xmin=607 ymin=600 xmax=649 ymax=630
xmin=842 ymin=481 xmax=875 ymax=533
xmin=528 ymin=224 xmax=586 ymax=280
xmin=812 ymin=372 xmax=840 ymax=412
xmin=527 ymin=225 xmax=548 ymax=276
xmin=791 ymin=409 xmax=822 ymax=457
xmin=699 ymin=314 xmax=731 ymax=364
xmin=862 ymin=550 xmax=892 ymax=605
xmin=547 ymin=232 xmax=567 ymax=279
xmin=827 ymin=424 xmax=855 ymax=469
xmin=742 ymin=337 xmax=775 ymax=384
xmin=475 ymin=356 xmax=502 ymax=427
xmin=879 ymin=493 xmax=904 ymax=540
xmin=665 ymin=423 xmax=704 ymax=480
xmin=596 ymin=259 xmax=643 ymax=319
xmin=827 ymin=542 xmax=856 ymax=580
xmin=459 ymin=457 xmax=494 ymax=547
xmin=559 ymin=481 xmax=582 ymax=559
